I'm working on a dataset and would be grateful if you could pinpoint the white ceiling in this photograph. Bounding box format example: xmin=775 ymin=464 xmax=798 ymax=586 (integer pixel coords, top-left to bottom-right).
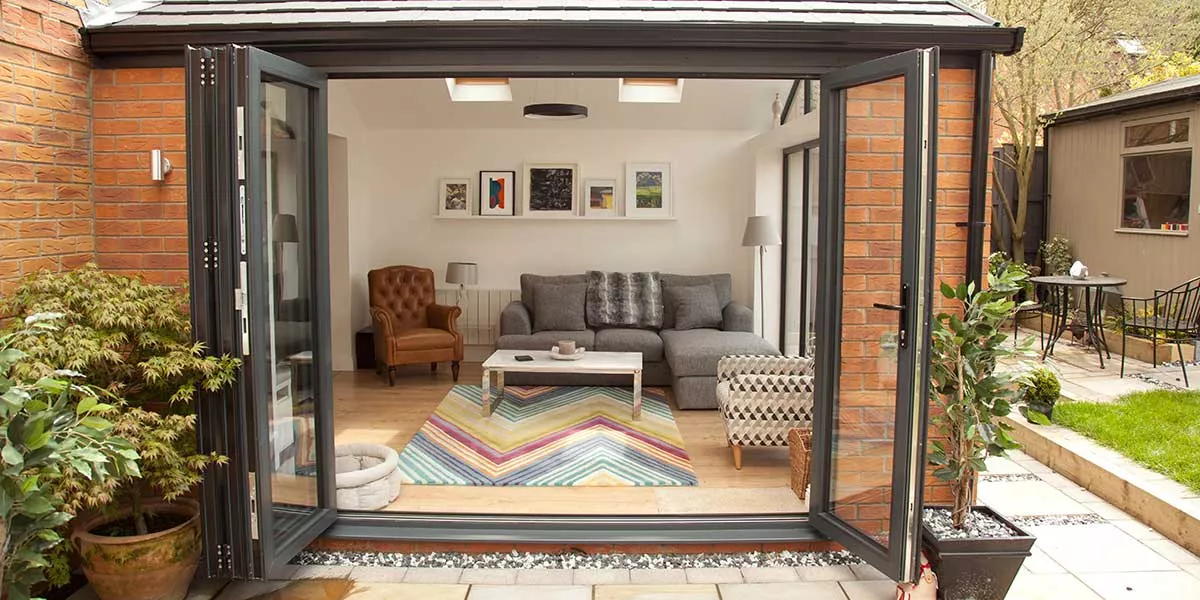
xmin=328 ymin=78 xmax=794 ymax=132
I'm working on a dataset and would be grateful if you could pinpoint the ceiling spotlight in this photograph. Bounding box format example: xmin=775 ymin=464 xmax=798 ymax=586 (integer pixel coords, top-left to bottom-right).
xmin=523 ymin=103 xmax=588 ymax=120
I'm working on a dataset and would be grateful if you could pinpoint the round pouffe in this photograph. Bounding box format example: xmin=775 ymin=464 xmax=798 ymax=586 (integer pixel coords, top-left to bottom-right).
xmin=334 ymin=443 xmax=403 ymax=510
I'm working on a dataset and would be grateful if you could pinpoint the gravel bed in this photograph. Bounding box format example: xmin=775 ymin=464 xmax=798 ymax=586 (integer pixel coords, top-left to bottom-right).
xmin=1011 ymin=513 xmax=1107 ymax=527
xmin=979 ymin=473 xmax=1042 ymax=483
xmin=1132 ymin=371 xmax=1193 ymax=391
xmin=291 ymin=549 xmax=864 ymax=569
xmin=923 ymin=508 xmax=1021 ymax=540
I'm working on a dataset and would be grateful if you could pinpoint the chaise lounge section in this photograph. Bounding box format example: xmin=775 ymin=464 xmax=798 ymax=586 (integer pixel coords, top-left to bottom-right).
xmin=498 ymin=273 xmax=779 ymax=409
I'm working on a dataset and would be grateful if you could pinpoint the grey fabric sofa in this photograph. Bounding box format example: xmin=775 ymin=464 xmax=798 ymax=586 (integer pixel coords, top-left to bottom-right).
xmin=497 ymin=273 xmax=779 ymax=409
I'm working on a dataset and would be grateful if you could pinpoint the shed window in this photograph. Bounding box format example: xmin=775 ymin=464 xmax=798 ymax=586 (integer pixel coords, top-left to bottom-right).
xmin=1120 ymin=117 xmax=1192 ymax=232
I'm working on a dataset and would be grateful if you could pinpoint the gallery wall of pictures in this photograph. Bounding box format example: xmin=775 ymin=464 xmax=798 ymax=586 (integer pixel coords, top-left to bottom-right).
xmin=437 ymin=162 xmax=674 ymax=220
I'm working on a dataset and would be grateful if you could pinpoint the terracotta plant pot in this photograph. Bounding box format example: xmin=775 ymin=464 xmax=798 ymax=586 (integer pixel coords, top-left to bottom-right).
xmin=72 ymin=500 xmax=201 ymax=600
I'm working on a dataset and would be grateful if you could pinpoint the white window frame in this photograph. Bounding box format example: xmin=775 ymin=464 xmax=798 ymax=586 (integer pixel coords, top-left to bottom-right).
xmin=1115 ymin=112 xmax=1193 ymax=236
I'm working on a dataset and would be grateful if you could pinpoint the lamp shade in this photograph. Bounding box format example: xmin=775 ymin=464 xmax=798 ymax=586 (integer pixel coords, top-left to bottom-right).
xmin=272 ymin=213 xmax=299 ymax=243
xmin=741 ymin=216 xmax=782 ymax=247
xmin=446 ymin=262 xmax=478 ymax=285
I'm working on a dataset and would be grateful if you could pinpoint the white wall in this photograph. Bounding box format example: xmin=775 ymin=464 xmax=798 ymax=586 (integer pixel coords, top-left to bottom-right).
xmin=327 ymin=135 xmax=353 ymax=371
xmin=325 ymin=78 xmax=796 ymax=366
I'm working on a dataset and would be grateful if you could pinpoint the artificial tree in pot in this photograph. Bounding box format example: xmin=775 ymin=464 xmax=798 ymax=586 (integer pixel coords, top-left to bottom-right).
xmin=0 ymin=265 xmax=240 ymax=600
xmin=925 ymin=261 xmax=1036 ymax=600
xmin=0 ymin=314 xmax=139 ymax=600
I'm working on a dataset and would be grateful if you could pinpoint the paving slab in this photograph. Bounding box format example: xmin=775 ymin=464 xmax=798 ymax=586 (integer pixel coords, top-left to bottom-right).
xmin=459 ymin=569 xmax=518 ymax=585
xmin=288 ymin=565 xmax=355 ymax=580
xmin=1141 ymin=538 xmax=1200 ymax=565
xmin=796 ymin=565 xmax=857 ymax=582
xmin=403 ymin=568 xmax=465 ymax=584
xmin=1078 ymin=571 xmax=1200 ymax=599
xmin=1005 ymin=572 xmax=1102 ymax=599
xmin=594 ymin=584 xmax=720 ymax=600
xmin=467 ymin=585 xmax=589 ymax=600
xmin=514 ymin=569 xmax=574 ymax=585
xmin=628 ymin=569 xmax=689 ymax=585
xmin=573 ymin=569 xmax=631 ymax=585
xmin=983 ymin=455 xmax=1029 ymax=475
xmin=684 ymin=567 xmax=743 ymax=584
xmin=739 ymin=567 xmax=800 ymax=583
xmin=350 ymin=566 xmax=408 ymax=582
xmin=1021 ymin=545 xmax=1067 ymax=575
xmin=839 ymin=580 xmax=897 ymax=599
xmin=210 ymin=581 xmax=291 ymax=600
xmin=1027 ymin=524 xmax=1178 ymax=574
xmin=848 ymin=564 xmax=888 ymax=581
xmin=978 ymin=479 xmax=1092 ymax=517
xmin=719 ymin=582 xmax=849 ymax=600
xmin=353 ymin=582 xmax=469 ymax=600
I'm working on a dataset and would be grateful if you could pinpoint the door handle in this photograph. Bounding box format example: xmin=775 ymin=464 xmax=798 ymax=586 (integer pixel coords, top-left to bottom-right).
xmin=872 ymin=283 xmax=910 ymax=349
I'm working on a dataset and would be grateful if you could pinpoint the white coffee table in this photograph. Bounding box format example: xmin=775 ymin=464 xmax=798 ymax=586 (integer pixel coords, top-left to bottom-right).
xmin=480 ymin=349 xmax=645 ymax=420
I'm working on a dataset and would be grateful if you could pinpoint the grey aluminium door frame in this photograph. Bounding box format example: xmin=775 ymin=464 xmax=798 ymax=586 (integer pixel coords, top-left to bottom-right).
xmin=809 ymin=47 xmax=939 ymax=583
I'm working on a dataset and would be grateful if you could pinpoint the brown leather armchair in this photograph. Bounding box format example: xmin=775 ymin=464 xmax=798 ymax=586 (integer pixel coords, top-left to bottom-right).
xmin=368 ymin=265 xmax=463 ymax=385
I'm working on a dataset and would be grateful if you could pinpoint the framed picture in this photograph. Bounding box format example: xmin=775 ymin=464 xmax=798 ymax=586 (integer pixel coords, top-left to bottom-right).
xmin=523 ymin=163 xmax=577 ymax=216
xmin=437 ymin=178 xmax=471 ymax=217
xmin=479 ymin=170 xmax=515 ymax=216
xmin=583 ymin=178 xmax=618 ymax=217
xmin=625 ymin=162 xmax=672 ymax=218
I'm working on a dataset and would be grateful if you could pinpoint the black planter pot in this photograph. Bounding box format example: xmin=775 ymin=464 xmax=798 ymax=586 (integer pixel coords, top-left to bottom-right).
xmin=922 ymin=505 xmax=1035 ymax=600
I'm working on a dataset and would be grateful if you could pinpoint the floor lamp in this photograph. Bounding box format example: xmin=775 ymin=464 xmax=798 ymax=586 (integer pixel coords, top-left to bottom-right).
xmin=742 ymin=216 xmax=782 ymax=336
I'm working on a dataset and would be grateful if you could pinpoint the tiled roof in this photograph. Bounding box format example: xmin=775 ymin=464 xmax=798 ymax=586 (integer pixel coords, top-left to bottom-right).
xmin=88 ymin=0 xmax=1001 ymax=30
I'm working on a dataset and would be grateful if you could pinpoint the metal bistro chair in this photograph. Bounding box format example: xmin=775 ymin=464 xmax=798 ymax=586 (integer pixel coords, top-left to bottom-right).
xmin=1119 ymin=276 xmax=1200 ymax=387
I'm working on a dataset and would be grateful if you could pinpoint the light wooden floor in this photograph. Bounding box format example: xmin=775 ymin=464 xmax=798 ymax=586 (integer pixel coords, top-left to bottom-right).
xmin=331 ymin=363 xmax=806 ymax=515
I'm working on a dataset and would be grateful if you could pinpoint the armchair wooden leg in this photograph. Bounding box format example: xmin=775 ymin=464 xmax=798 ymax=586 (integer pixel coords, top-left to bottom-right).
xmin=451 ymin=361 xmax=461 ymax=382
xmin=387 ymin=366 xmax=396 ymax=387
xmin=732 ymin=445 xmax=743 ymax=470
xmin=430 ymin=362 xmax=438 ymax=373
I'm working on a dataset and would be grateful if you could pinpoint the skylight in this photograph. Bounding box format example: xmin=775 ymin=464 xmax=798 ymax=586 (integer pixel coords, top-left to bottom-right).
xmin=445 ymin=78 xmax=513 ymax=102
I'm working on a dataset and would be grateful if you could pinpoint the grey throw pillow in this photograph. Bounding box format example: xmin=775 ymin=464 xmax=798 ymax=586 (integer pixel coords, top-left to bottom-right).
xmin=665 ymin=285 xmax=722 ymax=330
xmin=532 ymin=282 xmax=588 ymax=332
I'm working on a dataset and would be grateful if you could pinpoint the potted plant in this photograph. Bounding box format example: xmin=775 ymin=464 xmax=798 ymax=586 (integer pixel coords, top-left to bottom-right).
xmin=925 ymin=262 xmax=1036 ymax=600
xmin=1018 ymin=367 xmax=1060 ymax=425
xmin=0 ymin=314 xmax=139 ymax=600
xmin=0 ymin=265 xmax=240 ymax=600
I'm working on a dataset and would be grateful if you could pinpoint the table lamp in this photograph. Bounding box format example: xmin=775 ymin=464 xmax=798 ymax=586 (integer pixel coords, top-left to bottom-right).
xmin=446 ymin=262 xmax=478 ymax=307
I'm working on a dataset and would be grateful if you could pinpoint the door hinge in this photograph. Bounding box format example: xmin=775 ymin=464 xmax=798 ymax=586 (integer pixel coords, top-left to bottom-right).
xmin=199 ymin=55 xmax=213 ymax=86
xmin=249 ymin=473 xmax=259 ymax=541
xmin=215 ymin=543 xmax=231 ymax=571
xmin=202 ymin=238 xmax=218 ymax=270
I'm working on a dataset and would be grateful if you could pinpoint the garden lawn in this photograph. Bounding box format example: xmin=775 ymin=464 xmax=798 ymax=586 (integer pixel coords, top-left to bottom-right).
xmin=1055 ymin=390 xmax=1200 ymax=494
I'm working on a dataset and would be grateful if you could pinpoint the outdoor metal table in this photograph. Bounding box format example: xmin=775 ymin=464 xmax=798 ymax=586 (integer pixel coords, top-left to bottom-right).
xmin=1030 ymin=275 xmax=1128 ymax=368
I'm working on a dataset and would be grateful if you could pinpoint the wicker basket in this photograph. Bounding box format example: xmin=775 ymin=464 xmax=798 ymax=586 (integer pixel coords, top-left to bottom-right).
xmin=788 ymin=427 xmax=813 ymax=501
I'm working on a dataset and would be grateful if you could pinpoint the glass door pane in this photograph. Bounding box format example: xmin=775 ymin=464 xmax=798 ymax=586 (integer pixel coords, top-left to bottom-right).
xmin=239 ymin=47 xmax=335 ymax=576
xmin=782 ymin=146 xmax=820 ymax=357
xmin=810 ymin=48 xmax=939 ymax=583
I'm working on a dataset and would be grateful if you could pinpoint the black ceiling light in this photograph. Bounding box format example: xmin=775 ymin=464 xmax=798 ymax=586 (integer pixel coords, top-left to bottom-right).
xmin=523 ymin=102 xmax=588 ymax=120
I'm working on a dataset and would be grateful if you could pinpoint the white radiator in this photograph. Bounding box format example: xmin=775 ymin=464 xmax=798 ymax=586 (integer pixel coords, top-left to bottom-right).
xmin=435 ymin=288 xmax=521 ymax=347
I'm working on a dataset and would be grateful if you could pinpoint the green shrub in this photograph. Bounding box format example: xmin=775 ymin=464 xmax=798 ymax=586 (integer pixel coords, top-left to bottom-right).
xmin=1019 ymin=368 xmax=1060 ymax=425
xmin=0 ymin=265 xmax=239 ymax=536
xmin=1039 ymin=236 xmax=1072 ymax=276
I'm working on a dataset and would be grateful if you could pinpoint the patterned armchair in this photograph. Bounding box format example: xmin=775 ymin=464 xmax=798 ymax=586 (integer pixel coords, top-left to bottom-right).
xmin=368 ymin=265 xmax=463 ymax=386
xmin=716 ymin=354 xmax=815 ymax=489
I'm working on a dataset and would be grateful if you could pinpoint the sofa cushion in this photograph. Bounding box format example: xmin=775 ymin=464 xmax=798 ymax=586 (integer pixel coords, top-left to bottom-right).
xmin=594 ymin=328 xmax=664 ymax=362
xmin=497 ymin=330 xmax=596 ymax=352
xmin=585 ymin=271 xmax=663 ymax=330
xmin=660 ymin=274 xmax=733 ymax=329
xmin=532 ymin=282 xmax=587 ymax=332
xmin=391 ymin=328 xmax=456 ymax=351
xmin=665 ymin=285 xmax=722 ymax=330
xmin=661 ymin=329 xmax=779 ymax=377
xmin=520 ymin=273 xmax=587 ymax=315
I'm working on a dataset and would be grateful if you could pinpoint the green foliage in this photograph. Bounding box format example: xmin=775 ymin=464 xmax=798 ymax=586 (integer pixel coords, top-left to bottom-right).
xmin=0 ymin=314 xmax=139 ymax=600
xmin=1018 ymin=368 xmax=1060 ymax=425
xmin=929 ymin=263 xmax=1031 ymax=529
xmin=0 ymin=265 xmax=239 ymax=536
xmin=1055 ymin=390 xmax=1200 ymax=494
xmin=1038 ymin=236 xmax=1073 ymax=277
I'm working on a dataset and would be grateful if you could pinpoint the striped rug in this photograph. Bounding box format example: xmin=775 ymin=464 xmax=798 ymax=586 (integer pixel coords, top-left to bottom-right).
xmin=395 ymin=385 xmax=699 ymax=487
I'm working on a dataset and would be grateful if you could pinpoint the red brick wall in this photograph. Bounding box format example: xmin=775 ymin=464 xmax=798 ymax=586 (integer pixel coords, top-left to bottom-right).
xmin=0 ymin=0 xmax=93 ymax=294
xmin=91 ymin=67 xmax=188 ymax=285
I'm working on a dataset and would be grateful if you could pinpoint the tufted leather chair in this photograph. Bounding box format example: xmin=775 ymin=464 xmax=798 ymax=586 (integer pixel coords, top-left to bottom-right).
xmin=368 ymin=265 xmax=463 ymax=385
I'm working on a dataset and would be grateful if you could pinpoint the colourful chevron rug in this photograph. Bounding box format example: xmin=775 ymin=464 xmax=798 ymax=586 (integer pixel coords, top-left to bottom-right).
xmin=395 ymin=385 xmax=699 ymax=487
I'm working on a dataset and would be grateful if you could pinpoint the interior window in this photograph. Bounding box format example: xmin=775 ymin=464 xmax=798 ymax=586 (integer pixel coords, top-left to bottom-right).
xmin=1120 ymin=117 xmax=1192 ymax=232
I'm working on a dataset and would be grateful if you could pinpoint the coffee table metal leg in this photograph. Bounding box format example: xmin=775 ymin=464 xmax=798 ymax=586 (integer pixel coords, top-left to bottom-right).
xmin=481 ymin=369 xmax=492 ymax=416
xmin=497 ymin=370 xmax=505 ymax=411
xmin=632 ymin=369 xmax=642 ymax=421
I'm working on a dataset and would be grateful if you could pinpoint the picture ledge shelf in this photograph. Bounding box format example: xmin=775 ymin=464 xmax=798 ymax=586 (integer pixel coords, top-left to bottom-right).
xmin=434 ymin=215 xmax=676 ymax=222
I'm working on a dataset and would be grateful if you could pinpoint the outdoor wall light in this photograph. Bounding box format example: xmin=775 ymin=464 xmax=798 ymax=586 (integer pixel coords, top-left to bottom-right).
xmin=150 ymin=149 xmax=172 ymax=182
